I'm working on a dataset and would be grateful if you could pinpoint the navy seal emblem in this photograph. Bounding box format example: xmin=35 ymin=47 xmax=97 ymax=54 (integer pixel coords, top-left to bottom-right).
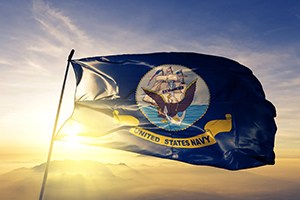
xmin=136 ymin=64 xmax=210 ymax=131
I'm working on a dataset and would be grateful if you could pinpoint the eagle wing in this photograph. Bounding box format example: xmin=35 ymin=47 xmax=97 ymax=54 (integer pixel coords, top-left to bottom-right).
xmin=176 ymin=79 xmax=197 ymax=112
xmin=142 ymin=87 xmax=167 ymax=111
xmin=142 ymin=79 xmax=197 ymax=118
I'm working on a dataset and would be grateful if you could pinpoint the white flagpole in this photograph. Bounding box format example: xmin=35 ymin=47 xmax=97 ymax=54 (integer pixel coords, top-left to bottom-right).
xmin=39 ymin=49 xmax=75 ymax=200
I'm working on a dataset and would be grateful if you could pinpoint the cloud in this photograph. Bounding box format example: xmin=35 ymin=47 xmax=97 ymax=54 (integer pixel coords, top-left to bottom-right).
xmin=27 ymin=0 xmax=300 ymax=84
xmin=0 ymin=159 xmax=300 ymax=200
xmin=31 ymin=0 xmax=94 ymax=56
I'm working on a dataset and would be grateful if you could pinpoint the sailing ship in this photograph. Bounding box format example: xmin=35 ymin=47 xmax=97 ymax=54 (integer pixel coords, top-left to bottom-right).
xmin=142 ymin=66 xmax=197 ymax=125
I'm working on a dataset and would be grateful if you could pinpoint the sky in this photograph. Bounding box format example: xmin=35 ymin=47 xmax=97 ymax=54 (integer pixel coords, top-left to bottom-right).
xmin=0 ymin=0 xmax=300 ymax=199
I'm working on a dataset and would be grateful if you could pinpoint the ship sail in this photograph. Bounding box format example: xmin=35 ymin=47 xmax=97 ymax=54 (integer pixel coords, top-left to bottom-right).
xmin=143 ymin=68 xmax=187 ymax=105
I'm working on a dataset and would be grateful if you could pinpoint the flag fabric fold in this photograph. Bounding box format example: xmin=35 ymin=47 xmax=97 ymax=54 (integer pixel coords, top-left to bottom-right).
xmin=56 ymin=52 xmax=276 ymax=170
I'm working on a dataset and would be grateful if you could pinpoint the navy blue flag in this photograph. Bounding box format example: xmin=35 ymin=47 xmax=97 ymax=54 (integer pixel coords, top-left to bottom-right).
xmin=56 ymin=52 xmax=276 ymax=170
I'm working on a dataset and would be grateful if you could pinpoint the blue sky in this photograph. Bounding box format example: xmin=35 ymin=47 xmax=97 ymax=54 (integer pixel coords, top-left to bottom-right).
xmin=0 ymin=0 xmax=300 ymax=168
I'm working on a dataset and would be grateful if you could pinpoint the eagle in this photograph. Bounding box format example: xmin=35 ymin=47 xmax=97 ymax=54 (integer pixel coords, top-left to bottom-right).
xmin=142 ymin=79 xmax=197 ymax=121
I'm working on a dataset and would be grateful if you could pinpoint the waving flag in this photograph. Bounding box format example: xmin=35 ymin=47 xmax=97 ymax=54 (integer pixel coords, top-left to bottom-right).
xmin=56 ymin=52 xmax=276 ymax=170
xmin=148 ymin=69 xmax=163 ymax=85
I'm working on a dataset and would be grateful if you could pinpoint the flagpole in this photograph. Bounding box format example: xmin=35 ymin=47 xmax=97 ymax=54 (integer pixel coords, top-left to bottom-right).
xmin=39 ymin=49 xmax=75 ymax=200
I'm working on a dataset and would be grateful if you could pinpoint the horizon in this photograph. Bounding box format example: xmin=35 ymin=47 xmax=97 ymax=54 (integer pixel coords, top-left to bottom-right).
xmin=1 ymin=158 xmax=300 ymax=200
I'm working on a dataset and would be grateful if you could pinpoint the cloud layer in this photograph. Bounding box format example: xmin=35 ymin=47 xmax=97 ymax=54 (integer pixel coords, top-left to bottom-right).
xmin=1 ymin=159 xmax=300 ymax=200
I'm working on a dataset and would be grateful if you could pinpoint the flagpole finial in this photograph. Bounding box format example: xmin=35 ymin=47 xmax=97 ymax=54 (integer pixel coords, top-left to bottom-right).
xmin=68 ymin=49 xmax=75 ymax=61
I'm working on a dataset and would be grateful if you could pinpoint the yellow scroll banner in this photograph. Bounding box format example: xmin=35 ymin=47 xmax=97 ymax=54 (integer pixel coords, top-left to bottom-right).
xmin=129 ymin=114 xmax=232 ymax=148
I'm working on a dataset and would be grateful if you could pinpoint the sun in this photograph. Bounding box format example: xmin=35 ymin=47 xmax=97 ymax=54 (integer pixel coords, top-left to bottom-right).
xmin=64 ymin=134 xmax=81 ymax=148
xmin=56 ymin=122 xmax=83 ymax=148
